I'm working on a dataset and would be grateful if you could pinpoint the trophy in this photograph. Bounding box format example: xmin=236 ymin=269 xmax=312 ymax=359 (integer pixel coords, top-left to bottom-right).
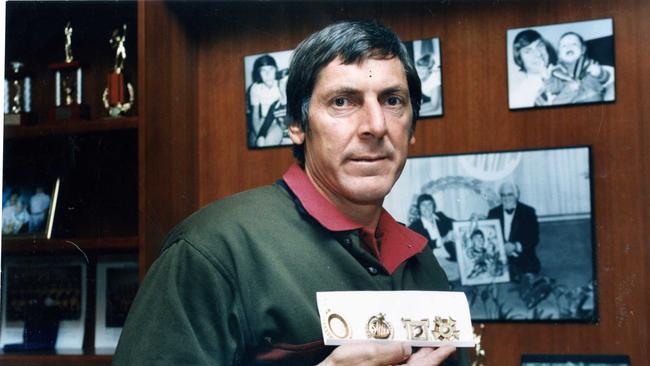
xmin=4 ymin=61 xmax=34 ymax=126
xmin=102 ymin=24 xmax=134 ymax=117
xmin=47 ymin=22 xmax=89 ymax=122
xmin=472 ymin=323 xmax=486 ymax=366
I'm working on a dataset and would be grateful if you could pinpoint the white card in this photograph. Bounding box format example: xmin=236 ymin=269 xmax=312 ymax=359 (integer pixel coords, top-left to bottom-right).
xmin=317 ymin=291 xmax=475 ymax=347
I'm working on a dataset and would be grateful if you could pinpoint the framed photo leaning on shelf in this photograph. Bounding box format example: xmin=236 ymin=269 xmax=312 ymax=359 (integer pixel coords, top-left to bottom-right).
xmin=383 ymin=146 xmax=596 ymax=322
xmin=1 ymin=178 xmax=60 ymax=239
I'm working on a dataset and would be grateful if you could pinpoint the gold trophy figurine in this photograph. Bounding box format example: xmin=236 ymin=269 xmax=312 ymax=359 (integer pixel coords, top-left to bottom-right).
xmin=472 ymin=323 xmax=486 ymax=366
xmin=64 ymin=22 xmax=73 ymax=63
xmin=103 ymin=24 xmax=134 ymax=117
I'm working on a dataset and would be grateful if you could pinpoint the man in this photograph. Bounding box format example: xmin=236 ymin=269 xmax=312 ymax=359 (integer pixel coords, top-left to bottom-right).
xmin=114 ymin=21 xmax=459 ymax=365
xmin=487 ymin=182 xmax=541 ymax=280
xmin=408 ymin=193 xmax=456 ymax=260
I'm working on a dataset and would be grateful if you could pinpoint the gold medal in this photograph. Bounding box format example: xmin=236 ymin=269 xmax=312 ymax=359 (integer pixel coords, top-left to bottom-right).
xmin=431 ymin=316 xmax=460 ymax=341
xmin=366 ymin=313 xmax=393 ymax=339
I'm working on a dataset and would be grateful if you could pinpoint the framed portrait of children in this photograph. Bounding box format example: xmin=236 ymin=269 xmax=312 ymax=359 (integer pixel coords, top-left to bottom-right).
xmin=403 ymin=37 xmax=443 ymax=117
xmin=243 ymin=49 xmax=294 ymax=149
xmin=507 ymin=18 xmax=615 ymax=110
xmin=521 ymin=354 xmax=630 ymax=366
xmin=383 ymin=146 xmax=596 ymax=322
xmin=2 ymin=178 xmax=60 ymax=239
xmin=453 ymin=219 xmax=510 ymax=286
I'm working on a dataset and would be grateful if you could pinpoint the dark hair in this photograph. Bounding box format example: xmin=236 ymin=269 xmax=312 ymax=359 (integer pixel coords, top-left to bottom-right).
xmin=252 ymin=54 xmax=278 ymax=84
xmin=287 ymin=20 xmax=422 ymax=166
xmin=470 ymin=229 xmax=484 ymax=240
xmin=512 ymin=29 xmax=557 ymax=72
xmin=416 ymin=193 xmax=435 ymax=215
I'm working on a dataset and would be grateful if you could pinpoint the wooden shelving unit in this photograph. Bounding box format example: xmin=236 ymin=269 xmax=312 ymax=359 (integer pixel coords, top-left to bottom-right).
xmin=4 ymin=117 xmax=138 ymax=139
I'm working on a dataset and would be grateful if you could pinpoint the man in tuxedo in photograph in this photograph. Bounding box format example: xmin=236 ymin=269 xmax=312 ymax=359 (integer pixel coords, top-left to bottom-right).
xmin=487 ymin=182 xmax=541 ymax=280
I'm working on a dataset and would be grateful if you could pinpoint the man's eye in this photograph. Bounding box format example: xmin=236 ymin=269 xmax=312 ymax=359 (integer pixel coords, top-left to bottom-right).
xmin=333 ymin=97 xmax=347 ymax=107
xmin=385 ymin=96 xmax=402 ymax=106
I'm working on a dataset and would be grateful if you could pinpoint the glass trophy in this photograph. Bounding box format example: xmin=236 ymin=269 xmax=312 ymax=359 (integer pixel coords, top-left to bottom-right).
xmin=47 ymin=22 xmax=89 ymax=122
xmin=102 ymin=24 xmax=134 ymax=117
xmin=4 ymin=61 xmax=34 ymax=126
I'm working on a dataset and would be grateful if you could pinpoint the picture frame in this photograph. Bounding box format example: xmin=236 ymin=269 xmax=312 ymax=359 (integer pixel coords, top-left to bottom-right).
xmin=1 ymin=178 xmax=60 ymax=239
xmin=384 ymin=146 xmax=596 ymax=322
xmin=521 ymin=354 xmax=630 ymax=366
xmin=453 ymin=219 xmax=510 ymax=286
xmin=507 ymin=18 xmax=615 ymax=110
xmin=95 ymin=259 xmax=139 ymax=353
xmin=403 ymin=37 xmax=443 ymax=117
xmin=244 ymin=49 xmax=294 ymax=149
xmin=0 ymin=257 xmax=87 ymax=351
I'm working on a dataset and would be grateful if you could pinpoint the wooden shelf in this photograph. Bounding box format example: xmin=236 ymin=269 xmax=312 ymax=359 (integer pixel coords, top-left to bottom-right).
xmin=1 ymin=236 xmax=138 ymax=254
xmin=0 ymin=352 xmax=111 ymax=366
xmin=4 ymin=117 xmax=138 ymax=139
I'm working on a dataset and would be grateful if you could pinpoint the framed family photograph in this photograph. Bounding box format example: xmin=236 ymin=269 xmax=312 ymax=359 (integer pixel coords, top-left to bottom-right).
xmin=0 ymin=257 xmax=87 ymax=351
xmin=2 ymin=178 xmax=59 ymax=239
xmin=244 ymin=49 xmax=294 ymax=149
xmin=522 ymin=354 xmax=630 ymax=366
xmin=404 ymin=37 xmax=443 ymax=117
xmin=95 ymin=259 xmax=139 ymax=353
xmin=507 ymin=18 xmax=615 ymax=110
xmin=384 ymin=146 xmax=596 ymax=322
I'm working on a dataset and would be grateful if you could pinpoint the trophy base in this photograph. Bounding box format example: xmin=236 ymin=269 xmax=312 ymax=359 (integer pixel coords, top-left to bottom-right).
xmin=4 ymin=112 xmax=35 ymax=126
xmin=47 ymin=104 xmax=89 ymax=122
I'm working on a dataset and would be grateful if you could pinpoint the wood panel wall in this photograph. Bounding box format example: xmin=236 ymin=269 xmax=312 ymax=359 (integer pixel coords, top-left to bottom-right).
xmin=142 ymin=1 xmax=649 ymax=364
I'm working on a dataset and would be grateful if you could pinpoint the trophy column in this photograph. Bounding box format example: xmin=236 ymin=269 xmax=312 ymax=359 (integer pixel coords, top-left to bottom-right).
xmin=4 ymin=61 xmax=35 ymax=126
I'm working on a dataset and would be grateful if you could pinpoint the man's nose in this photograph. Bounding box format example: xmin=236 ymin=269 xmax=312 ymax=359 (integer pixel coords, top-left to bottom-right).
xmin=359 ymin=99 xmax=388 ymax=138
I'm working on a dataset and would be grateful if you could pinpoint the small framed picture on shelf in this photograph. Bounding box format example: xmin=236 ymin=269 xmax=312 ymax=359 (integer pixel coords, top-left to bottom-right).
xmin=403 ymin=37 xmax=443 ymax=117
xmin=522 ymin=354 xmax=630 ymax=366
xmin=2 ymin=178 xmax=60 ymax=239
xmin=244 ymin=49 xmax=294 ymax=149
xmin=0 ymin=257 xmax=87 ymax=351
xmin=507 ymin=18 xmax=615 ymax=110
xmin=95 ymin=259 xmax=139 ymax=353
xmin=383 ymin=145 xmax=596 ymax=322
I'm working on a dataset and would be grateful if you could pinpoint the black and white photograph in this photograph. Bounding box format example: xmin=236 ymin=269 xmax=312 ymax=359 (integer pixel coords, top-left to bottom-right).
xmin=404 ymin=37 xmax=443 ymax=117
xmin=244 ymin=49 xmax=294 ymax=149
xmin=522 ymin=354 xmax=630 ymax=366
xmin=384 ymin=146 xmax=596 ymax=321
xmin=453 ymin=219 xmax=510 ymax=286
xmin=0 ymin=258 xmax=87 ymax=350
xmin=95 ymin=260 xmax=139 ymax=352
xmin=507 ymin=18 xmax=615 ymax=110
xmin=1 ymin=178 xmax=59 ymax=239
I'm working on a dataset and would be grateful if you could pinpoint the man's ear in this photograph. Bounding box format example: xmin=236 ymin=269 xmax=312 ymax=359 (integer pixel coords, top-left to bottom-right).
xmin=409 ymin=135 xmax=416 ymax=145
xmin=288 ymin=122 xmax=306 ymax=145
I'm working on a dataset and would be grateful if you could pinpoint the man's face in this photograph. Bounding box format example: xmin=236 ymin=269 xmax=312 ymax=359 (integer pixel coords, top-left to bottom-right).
xmin=290 ymin=56 xmax=414 ymax=207
xmin=558 ymin=34 xmax=584 ymax=64
xmin=519 ymin=39 xmax=549 ymax=74
xmin=500 ymin=184 xmax=518 ymax=210
xmin=259 ymin=65 xmax=277 ymax=87
xmin=419 ymin=200 xmax=435 ymax=219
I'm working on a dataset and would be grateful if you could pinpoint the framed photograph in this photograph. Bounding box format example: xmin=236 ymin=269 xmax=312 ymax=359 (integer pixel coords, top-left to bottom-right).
xmin=384 ymin=146 xmax=596 ymax=322
xmin=0 ymin=257 xmax=87 ymax=350
xmin=507 ymin=18 xmax=615 ymax=110
xmin=404 ymin=37 xmax=443 ymax=117
xmin=522 ymin=354 xmax=630 ymax=366
xmin=95 ymin=259 xmax=139 ymax=353
xmin=244 ymin=49 xmax=294 ymax=149
xmin=1 ymin=178 xmax=59 ymax=239
xmin=453 ymin=219 xmax=510 ymax=286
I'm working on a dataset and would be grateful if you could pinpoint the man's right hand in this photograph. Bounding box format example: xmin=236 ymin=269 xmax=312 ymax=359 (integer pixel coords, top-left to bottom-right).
xmin=317 ymin=343 xmax=456 ymax=366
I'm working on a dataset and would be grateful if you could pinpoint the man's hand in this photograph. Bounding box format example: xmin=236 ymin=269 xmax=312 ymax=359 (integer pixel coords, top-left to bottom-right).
xmin=317 ymin=343 xmax=456 ymax=366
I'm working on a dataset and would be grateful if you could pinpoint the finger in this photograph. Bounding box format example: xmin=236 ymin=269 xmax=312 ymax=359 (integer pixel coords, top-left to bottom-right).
xmin=405 ymin=346 xmax=456 ymax=366
xmin=326 ymin=342 xmax=412 ymax=366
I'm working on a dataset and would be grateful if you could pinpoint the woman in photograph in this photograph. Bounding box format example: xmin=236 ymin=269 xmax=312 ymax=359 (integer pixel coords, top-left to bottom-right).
xmin=247 ymin=54 xmax=282 ymax=147
xmin=255 ymin=69 xmax=292 ymax=147
xmin=509 ymin=29 xmax=557 ymax=108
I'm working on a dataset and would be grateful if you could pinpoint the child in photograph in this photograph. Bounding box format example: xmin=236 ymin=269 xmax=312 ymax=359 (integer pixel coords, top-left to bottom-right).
xmin=542 ymin=31 xmax=613 ymax=105
xmin=247 ymin=54 xmax=281 ymax=147
xmin=255 ymin=69 xmax=291 ymax=147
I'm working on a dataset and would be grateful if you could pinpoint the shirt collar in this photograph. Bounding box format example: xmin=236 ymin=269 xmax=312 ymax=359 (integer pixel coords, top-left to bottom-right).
xmin=282 ymin=163 xmax=427 ymax=273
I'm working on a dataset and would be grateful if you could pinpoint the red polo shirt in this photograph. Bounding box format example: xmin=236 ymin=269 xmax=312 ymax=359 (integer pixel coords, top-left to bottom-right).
xmin=282 ymin=164 xmax=427 ymax=274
